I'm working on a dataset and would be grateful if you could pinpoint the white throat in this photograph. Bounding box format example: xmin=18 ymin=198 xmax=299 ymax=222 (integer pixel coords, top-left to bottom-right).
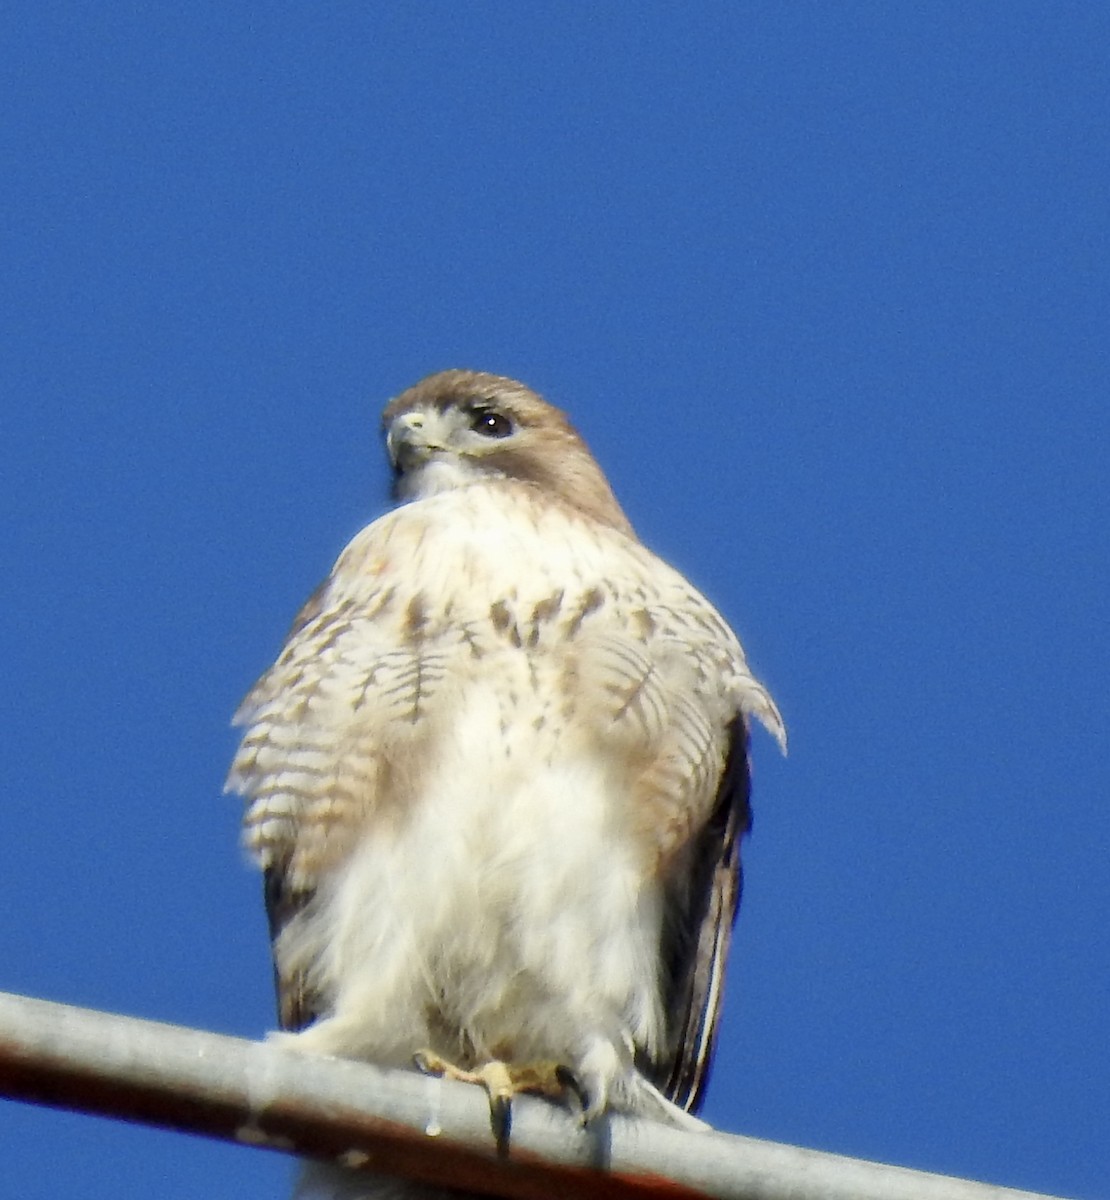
xmin=394 ymin=454 xmax=486 ymax=502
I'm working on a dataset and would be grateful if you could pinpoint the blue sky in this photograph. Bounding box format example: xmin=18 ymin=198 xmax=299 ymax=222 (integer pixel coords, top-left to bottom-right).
xmin=2 ymin=5 xmax=1107 ymax=1198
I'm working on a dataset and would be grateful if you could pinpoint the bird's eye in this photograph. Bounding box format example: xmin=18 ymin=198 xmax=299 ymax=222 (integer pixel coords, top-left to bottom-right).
xmin=470 ymin=408 xmax=513 ymax=438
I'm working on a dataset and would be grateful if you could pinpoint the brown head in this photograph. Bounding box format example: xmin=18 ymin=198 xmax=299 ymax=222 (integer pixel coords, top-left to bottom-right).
xmin=382 ymin=369 xmax=634 ymax=535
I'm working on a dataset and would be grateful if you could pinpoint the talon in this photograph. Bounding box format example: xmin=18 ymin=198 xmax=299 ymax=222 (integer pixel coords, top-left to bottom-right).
xmin=555 ymin=1065 xmax=590 ymax=1123
xmin=413 ymin=1049 xmax=441 ymax=1076
xmin=477 ymin=1061 xmax=514 ymax=1157
xmin=490 ymin=1091 xmax=512 ymax=1157
xmin=411 ymin=1051 xmax=582 ymax=1152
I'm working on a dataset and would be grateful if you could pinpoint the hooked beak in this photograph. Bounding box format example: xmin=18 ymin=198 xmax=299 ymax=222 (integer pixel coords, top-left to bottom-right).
xmin=386 ymin=411 xmax=445 ymax=471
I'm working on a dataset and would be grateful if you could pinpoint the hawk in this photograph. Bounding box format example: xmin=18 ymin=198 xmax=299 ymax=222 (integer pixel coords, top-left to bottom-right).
xmin=226 ymin=369 xmax=784 ymax=1152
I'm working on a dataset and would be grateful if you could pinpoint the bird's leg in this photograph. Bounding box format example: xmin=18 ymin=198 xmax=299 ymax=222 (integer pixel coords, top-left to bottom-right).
xmin=413 ymin=1050 xmax=574 ymax=1155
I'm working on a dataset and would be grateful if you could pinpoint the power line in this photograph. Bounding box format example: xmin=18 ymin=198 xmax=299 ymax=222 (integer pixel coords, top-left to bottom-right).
xmin=0 ymin=990 xmax=1071 ymax=1200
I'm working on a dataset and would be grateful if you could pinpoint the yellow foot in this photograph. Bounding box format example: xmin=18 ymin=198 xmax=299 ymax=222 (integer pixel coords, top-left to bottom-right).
xmin=413 ymin=1050 xmax=574 ymax=1155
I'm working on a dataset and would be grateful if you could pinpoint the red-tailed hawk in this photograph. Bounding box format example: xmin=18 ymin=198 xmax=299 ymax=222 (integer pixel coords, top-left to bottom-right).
xmin=226 ymin=370 xmax=784 ymax=1153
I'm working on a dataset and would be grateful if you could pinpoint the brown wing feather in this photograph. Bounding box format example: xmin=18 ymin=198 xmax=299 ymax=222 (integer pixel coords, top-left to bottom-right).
xmin=650 ymin=715 xmax=752 ymax=1113
xmin=263 ymin=865 xmax=320 ymax=1032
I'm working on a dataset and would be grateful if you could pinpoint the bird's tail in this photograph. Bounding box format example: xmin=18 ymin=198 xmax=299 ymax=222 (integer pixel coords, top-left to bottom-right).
xmin=293 ymin=1160 xmax=477 ymax=1200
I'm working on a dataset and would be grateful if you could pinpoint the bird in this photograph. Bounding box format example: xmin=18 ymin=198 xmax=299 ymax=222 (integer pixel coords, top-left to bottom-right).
xmin=225 ymin=369 xmax=784 ymax=1166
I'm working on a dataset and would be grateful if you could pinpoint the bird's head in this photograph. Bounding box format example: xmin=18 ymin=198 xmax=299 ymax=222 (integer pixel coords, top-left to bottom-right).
xmin=382 ymin=369 xmax=633 ymax=534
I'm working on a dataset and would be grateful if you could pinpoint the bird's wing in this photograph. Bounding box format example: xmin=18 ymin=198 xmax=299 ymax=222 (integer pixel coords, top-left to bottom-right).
xmin=225 ymin=506 xmax=476 ymax=1031
xmin=261 ymin=865 xmax=318 ymax=1030
xmin=650 ymin=715 xmax=752 ymax=1113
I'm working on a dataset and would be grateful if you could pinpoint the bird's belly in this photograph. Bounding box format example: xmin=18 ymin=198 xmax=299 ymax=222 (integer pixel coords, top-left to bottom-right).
xmin=294 ymin=681 xmax=665 ymax=1066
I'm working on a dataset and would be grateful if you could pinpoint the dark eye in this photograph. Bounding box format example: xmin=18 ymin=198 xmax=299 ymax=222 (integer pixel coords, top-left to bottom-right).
xmin=470 ymin=408 xmax=513 ymax=438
